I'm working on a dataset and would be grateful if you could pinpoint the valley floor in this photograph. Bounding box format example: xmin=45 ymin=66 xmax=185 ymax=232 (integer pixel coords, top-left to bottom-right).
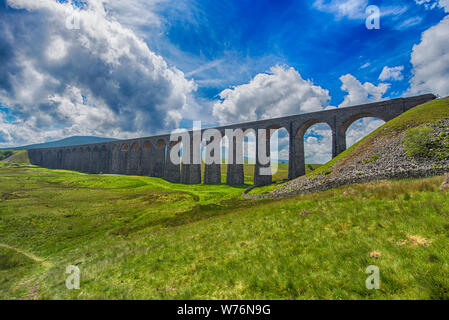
xmin=0 ymin=162 xmax=448 ymax=299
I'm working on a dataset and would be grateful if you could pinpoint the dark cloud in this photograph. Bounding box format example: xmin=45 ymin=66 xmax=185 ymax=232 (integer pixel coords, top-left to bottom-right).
xmin=0 ymin=0 xmax=195 ymax=146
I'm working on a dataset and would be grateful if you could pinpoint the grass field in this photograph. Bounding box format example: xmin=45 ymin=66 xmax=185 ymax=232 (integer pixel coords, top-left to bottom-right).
xmin=216 ymin=162 xmax=320 ymax=184
xmin=212 ymin=162 xmax=290 ymax=184
xmin=1 ymin=160 xmax=448 ymax=299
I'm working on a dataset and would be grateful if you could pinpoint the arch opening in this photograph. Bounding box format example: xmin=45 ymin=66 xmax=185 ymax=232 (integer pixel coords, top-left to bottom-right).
xmin=91 ymin=146 xmax=100 ymax=173
xmin=74 ymin=147 xmax=82 ymax=172
xmin=345 ymin=116 xmax=386 ymax=149
xmin=164 ymin=139 xmax=182 ymax=183
xmin=202 ymin=131 xmax=222 ymax=184
xmin=269 ymin=126 xmax=289 ymax=181
xmin=119 ymin=144 xmax=129 ymax=174
xmin=153 ymin=139 xmax=166 ymax=178
xmin=129 ymin=142 xmax=141 ymax=175
xmin=242 ymin=129 xmax=256 ymax=184
xmin=99 ymin=145 xmax=108 ymax=174
xmin=111 ymin=144 xmax=120 ymax=174
xmin=141 ymin=141 xmax=153 ymax=176
xmin=82 ymin=147 xmax=91 ymax=173
xmin=63 ymin=149 xmax=71 ymax=170
xmin=302 ymin=122 xmax=332 ymax=170
xmin=171 ymin=139 xmax=182 ymax=165
xmin=143 ymin=141 xmax=152 ymax=150
xmin=156 ymin=139 xmax=166 ymax=149
xmin=131 ymin=142 xmax=140 ymax=151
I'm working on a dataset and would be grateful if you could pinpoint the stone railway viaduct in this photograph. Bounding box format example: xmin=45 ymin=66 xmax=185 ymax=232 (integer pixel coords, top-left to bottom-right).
xmin=28 ymin=94 xmax=435 ymax=186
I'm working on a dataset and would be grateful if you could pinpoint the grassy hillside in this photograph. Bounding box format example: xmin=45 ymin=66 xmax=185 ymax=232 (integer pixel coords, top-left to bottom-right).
xmin=313 ymin=97 xmax=449 ymax=176
xmin=1 ymin=150 xmax=30 ymax=164
xmin=0 ymin=150 xmax=14 ymax=161
xmin=1 ymin=161 xmax=448 ymax=299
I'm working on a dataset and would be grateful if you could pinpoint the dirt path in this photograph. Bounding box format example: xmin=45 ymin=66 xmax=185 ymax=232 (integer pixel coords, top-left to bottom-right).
xmin=0 ymin=243 xmax=52 ymax=267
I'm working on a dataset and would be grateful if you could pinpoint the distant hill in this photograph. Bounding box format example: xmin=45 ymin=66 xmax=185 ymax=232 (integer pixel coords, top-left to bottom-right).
xmin=2 ymin=136 xmax=119 ymax=150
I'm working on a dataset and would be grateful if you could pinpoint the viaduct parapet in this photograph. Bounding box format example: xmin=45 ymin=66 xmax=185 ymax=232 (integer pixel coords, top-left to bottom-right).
xmin=28 ymin=94 xmax=436 ymax=186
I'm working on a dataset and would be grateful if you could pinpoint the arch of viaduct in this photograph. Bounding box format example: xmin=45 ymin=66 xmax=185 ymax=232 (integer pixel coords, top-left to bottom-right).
xmin=28 ymin=94 xmax=435 ymax=186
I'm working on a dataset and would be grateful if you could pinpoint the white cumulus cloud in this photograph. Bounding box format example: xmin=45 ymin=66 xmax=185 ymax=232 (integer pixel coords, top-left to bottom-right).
xmin=338 ymin=74 xmax=390 ymax=108
xmin=409 ymin=15 xmax=449 ymax=97
xmin=346 ymin=117 xmax=385 ymax=147
xmin=442 ymin=0 xmax=449 ymax=11
xmin=379 ymin=66 xmax=404 ymax=81
xmin=0 ymin=0 xmax=196 ymax=147
xmin=304 ymin=124 xmax=333 ymax=164
xmin=212 ymin=65 xmax=331 ymax=125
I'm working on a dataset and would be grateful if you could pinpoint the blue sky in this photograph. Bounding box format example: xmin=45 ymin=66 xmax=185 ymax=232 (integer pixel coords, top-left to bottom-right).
xmin=0 ymin=0 xmax=448 ymax=162
xmin=148 ymin=0 xmax=445 ymax=103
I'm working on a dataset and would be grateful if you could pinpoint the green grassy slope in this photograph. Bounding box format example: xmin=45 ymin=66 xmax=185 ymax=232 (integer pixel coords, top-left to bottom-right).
xmin=313 ymin=98 xmax=449 ymax=176
xmin=0 ymin=150 xmax=14 ymax=161
xmin=0 ymin=150 xmax=30 ymax=164
xmin=1 ymin=162 xmax=448 ymax=299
